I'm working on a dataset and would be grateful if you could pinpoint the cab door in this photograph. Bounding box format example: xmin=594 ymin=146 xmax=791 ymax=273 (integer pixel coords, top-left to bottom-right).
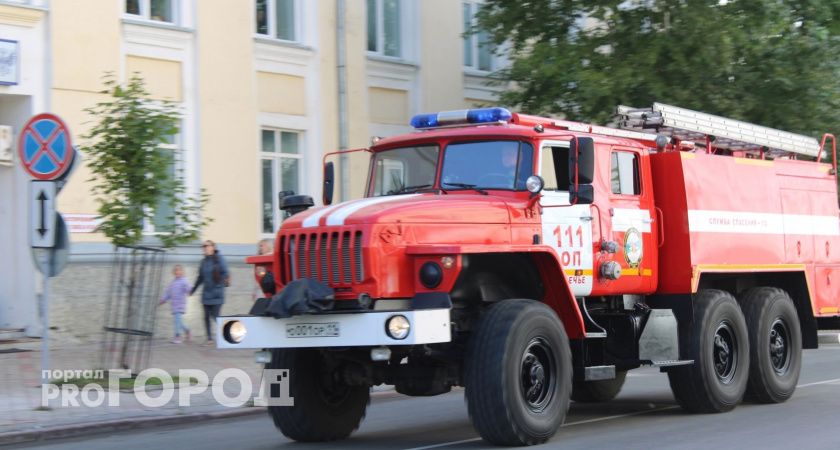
xmin=539 ymin=142 xmax=595 ymax=296
xmin=605 ymin=147 xmax=657 ymax=293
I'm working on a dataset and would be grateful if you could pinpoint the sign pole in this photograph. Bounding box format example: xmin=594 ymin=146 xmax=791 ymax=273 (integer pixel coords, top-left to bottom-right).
xmin=40 ymin=251 xmax=50 ymax=387
xmin=17 ymin=112 xmax=75 ymax=398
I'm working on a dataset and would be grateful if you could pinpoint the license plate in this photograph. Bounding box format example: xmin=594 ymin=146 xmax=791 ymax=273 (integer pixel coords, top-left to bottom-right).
xmin=286 ymin=322 xmax=340 ymax=338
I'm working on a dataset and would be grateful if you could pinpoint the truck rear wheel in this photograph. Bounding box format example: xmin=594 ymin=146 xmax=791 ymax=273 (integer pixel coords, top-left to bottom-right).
xmin=268 ymin=348 xmax=369 ymax=442
xmin=465 ymin=299 xmax=572 ymax=446
xmin=570 ymin=371 xmax=627 ymax=403
xmin=739 ymin=287 xmax=802 ymax=403
xmin=667 ymin=289 xmax=749 ymax=413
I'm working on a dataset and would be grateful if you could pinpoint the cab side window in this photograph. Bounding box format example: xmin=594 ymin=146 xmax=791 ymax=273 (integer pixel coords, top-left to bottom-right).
xmin=540 ymin=146 xmax=570 ymax=191
xmin=611 ymin=151 xmax=640 ymax=195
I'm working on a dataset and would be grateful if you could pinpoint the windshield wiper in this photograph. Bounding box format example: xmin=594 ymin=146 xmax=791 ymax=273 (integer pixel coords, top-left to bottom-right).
xmin=386 ymin=184 xmax=433 ymax=195
xmin=441 ymin=182 xmax=488 ymax=195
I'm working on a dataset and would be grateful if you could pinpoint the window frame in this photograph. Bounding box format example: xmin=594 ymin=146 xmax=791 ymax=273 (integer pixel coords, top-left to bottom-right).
xmin=367 ymin=0 xmax=404 ymax=59
xmin=255 ymin=0 xmax=302 ymax=43
xmin=609 ymin=149 xmax=642 ymax=197
xmin=144 ymin=132 xmax=183 ymax=235
xmin=462 ymin=1 xmax=495 ymax=72
xmin=125 ymin=0 xmax=179 ymax=25
xmin=260 ymin=128 xmax=304 ymax=235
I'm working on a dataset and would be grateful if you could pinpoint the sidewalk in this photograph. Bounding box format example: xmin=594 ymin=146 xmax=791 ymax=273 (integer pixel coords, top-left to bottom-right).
xmin=0 ymin=337 xmax=265 ymax=445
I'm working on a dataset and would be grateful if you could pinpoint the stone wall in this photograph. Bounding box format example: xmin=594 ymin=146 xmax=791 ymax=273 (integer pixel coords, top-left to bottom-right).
xmin=50 ymin=262 xmax=259 ymax=344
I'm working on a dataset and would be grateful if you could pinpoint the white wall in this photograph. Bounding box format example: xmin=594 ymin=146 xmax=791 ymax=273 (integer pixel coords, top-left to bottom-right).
xmin=0 ymin=15 xmax=47 ymax=336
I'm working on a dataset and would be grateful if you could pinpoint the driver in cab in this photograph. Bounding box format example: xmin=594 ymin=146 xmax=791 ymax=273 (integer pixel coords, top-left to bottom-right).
xmin=483 ymin=141 xmax=519 ymax=189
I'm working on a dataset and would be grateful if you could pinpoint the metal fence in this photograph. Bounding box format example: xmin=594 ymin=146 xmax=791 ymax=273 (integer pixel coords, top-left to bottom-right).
xmin=99 ymin=245 xmax=166 ymax=374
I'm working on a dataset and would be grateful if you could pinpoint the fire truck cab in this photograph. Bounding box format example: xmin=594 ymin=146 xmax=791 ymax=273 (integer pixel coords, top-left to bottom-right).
xmin=221 ymin=105 xmax=839 ymax=446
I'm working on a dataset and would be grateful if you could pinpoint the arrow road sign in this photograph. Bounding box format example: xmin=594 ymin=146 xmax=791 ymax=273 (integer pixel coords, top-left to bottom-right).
xmin=30 ymin=181 xmax=56 ymax=248
xmin=33 ymin=214 xmax=69 ymax=277
xmin=37 ymin=191 xmax=47 ymax=236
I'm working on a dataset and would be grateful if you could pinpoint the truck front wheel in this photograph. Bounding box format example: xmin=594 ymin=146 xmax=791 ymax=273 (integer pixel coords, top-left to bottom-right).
xmin=668 ymin=289 xmax=750 ymax=413
xmin=268 ymin=348 xmax=369 ymax=442
xmin=739 ymin=287 xmax=802 ymax=403
xmin=465 ymin=299 xmax=572 ymax=446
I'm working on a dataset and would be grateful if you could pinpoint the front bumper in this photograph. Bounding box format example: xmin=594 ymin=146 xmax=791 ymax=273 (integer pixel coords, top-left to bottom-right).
xmin=215 ymin=308 xmax=451 ymax=349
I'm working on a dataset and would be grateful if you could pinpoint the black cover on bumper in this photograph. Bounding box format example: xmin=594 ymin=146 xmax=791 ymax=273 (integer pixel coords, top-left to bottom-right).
xmin=250 ymin=279 xmax=335 ymax=318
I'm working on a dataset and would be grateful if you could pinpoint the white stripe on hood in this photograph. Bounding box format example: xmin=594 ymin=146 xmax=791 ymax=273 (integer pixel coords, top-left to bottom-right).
xmin=324 ymin=194 xmax=421 ymax=226
xmin=301 ymin=203 xmax=345 ymax=228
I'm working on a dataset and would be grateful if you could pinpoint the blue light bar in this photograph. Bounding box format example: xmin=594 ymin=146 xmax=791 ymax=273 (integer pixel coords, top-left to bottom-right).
xmin=410 ymin=113 xmax=440 ymax=129
xmin=410 ymin=107 xmax=513 ymax=129
xmin=467 ymin=107 xmax=512 ymax=124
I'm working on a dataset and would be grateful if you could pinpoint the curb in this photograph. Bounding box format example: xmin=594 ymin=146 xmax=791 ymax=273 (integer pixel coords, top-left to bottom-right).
xmin=0 ymin=388 xmax=401 ymax=446
xmin=818 ymin=332 xmax=840 ymax=345
xmin=0 ymin=407 xmax=266 ymax=447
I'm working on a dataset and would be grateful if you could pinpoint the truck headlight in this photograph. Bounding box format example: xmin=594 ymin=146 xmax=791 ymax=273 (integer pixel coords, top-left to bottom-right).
xmin=386 ymin=315 xmax=410 ymax=340
xmin=526 ymin=175 xmax=545 ymax=194
xmin=223 ymin=320 xmax=247 ymax=344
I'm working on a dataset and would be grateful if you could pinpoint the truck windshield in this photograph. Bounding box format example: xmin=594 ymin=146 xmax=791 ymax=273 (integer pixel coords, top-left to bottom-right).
xmin=370 ymin=145 xmax=439 ymax=196
xmin=441 ymin=140 xmax=534 ymax=191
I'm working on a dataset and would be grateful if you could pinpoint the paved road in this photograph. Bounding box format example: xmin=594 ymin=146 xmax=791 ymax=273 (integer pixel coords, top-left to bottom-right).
xmin=15 ymin=342 xmax=840 ymax=449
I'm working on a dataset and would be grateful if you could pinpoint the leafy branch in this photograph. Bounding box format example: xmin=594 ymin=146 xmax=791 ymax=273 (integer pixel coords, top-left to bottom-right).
xmin=81 ymin=74 xmax=212 ymax=248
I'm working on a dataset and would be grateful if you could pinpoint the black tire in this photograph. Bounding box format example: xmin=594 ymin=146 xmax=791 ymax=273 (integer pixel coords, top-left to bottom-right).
xmin=739 ymin=287 xmax=802 ymax=403
xmin=667 ymin=289 xmax=750 ymax=413
xmin=268 ymin=348 xmax=369 ymax=442
xmin=465 ymin=299 xmax=572 ymax=446
xmin=571 ymin=371 xmax=627 ymax=403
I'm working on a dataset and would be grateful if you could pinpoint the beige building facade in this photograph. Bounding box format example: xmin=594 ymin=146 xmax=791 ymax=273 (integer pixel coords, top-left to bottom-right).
xmin=0 ymin=0 xmax=505 ymax=333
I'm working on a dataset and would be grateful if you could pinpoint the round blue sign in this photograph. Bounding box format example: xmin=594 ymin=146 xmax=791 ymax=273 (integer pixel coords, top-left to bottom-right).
xmin=17 ymin=113 xmax=74 ymax=180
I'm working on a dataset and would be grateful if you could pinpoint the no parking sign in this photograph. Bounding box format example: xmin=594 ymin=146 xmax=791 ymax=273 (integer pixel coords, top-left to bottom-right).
xmin=17 ymin=113 xmax=75 ymax=181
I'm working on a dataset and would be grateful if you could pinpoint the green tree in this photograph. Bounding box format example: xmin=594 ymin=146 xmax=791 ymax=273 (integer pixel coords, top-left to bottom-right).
xmin=475 ymin=0 xmax=840 ymax=138
xmin=82 ymin=74 xmax=211 ymax=248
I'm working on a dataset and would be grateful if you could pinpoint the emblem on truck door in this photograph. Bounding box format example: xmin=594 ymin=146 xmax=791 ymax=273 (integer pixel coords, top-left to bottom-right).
xmin=624 ymin=227 xmax=643 ymax=267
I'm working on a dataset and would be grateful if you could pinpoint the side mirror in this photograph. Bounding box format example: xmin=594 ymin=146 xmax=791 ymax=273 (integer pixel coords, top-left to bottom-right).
xmin=569 ymin=137 xmax=595 ymax=205
xmin=568 ymin=137 xmax=595 ymax=185
xmin=323 ymin=162 xmax=335 ymax=205
xmin=570 ymin=184 xmax=594 ymax=204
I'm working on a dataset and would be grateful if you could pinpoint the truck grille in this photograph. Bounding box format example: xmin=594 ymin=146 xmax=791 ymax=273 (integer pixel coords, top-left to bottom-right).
xmin=278 ymin=230 xmax=365 ymax=286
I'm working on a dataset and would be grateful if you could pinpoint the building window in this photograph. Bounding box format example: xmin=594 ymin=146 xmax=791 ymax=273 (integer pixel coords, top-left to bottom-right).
xmin=256 ymin=0 xmax=297 ymax=42
xmin=147 ymin=134 xmax=181 ymax=233
xmin=261 ymin=129 xmax=303 ymax=234
xmin=463 ymin=2 xmax=493 ymax=71
xmin=367 ymin=0 xmax=402 ymax=57
xmin=126 ymin=0 xmax=177 ymax=24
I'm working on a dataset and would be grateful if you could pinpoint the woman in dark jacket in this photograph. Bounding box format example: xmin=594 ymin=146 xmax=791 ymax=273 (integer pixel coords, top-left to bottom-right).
xmin=191 ymin=240 xmax=229 ymax=344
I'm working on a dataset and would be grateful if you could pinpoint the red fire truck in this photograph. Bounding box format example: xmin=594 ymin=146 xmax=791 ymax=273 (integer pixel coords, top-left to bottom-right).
xmin=219 ymin=103 xmax=839 ymax=446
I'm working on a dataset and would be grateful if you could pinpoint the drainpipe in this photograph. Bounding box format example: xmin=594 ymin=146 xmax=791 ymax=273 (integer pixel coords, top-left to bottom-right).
xmin=191 ymin=0 xmax=203 ymax=233
xmin=336 ymin=0 xmax=349 ymax=202
xmin=44 ymin=0 xmax=52 ymax=113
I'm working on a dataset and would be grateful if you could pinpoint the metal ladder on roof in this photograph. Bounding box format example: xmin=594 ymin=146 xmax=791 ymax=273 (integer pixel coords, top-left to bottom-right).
xmin=615 ymin=102 xmax=822 ymax=158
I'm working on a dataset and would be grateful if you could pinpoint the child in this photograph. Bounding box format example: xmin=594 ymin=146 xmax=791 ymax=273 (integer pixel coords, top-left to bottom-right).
xmin=160 ymin=265 xmax=192 ymax=344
